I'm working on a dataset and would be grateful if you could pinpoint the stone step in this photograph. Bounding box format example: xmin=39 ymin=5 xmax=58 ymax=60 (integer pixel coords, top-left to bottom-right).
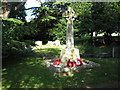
xmin=43 ymin=59 xmax=100 ymax=77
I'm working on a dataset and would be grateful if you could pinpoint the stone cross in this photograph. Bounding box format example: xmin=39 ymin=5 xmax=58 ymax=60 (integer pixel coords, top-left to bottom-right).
xmin=62 ymin=6 xmax=77 ymax=48
xmin=60 ymin=7 xmax=80 ymax=63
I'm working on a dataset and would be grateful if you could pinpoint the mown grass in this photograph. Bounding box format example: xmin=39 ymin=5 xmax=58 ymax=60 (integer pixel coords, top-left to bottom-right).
xmin=2 ymin=46 xmax=119 ymax=88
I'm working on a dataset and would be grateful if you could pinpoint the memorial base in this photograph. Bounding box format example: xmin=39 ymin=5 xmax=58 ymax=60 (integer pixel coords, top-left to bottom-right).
xmin=60 ymin=48 xmax=80 ymax=65
xmin=43 ymin=59 xmax=100 ymax=77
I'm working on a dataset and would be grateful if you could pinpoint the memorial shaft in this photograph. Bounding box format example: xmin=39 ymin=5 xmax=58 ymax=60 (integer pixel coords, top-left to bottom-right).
xmin=63 ymin=6 xmax=77 ymax=48
xmin=66 ymin=18 xmax=74 ymax=48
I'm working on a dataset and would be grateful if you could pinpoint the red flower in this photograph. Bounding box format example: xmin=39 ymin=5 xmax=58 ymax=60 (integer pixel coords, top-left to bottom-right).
xmin=53 ymin=59 xmax=61 ymax=65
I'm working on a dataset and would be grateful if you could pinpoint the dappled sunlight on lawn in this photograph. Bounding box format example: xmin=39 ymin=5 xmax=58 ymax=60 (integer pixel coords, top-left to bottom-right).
xmin=2 ymin=46 xmax=119 ymax=88
xmin=2 ymin=57 xmax=61 ymax=88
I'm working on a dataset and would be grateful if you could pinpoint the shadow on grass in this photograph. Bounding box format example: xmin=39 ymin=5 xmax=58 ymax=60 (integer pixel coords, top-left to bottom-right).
xmin=2 ymin=47 xmax=62 ymax=88
xmin=2 ymin=57 xmax=62 ymax=88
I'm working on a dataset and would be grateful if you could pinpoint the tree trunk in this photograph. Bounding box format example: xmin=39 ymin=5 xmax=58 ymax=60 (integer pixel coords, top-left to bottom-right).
xmin=2 ymin=1 xmax=27 ymax=19
xmin=118 ymin=33 xmax=120 ymax=36
xmin=2 ymin=2 xmax=12 ymax=19
xmin=95 ymin=31 xmax=98 ymax=36
xmin=90 ymin=31 xmax=93 ymax=44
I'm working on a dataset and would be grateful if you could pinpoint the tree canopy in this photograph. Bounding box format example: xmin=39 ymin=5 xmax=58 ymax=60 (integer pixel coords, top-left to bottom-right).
xmin=28 ymin=2 xmax=119 ymax=43
xmin=2 ymin=2 xmax=120 ymax=54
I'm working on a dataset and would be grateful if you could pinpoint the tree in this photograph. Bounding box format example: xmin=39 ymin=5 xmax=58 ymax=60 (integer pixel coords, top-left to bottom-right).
xmin=29 ymin=2 xmax=69 ymax=43
xmin=91 ymin=2 xmax=120 ymax=45
xmin=70 ymin=2 xmax=93 ymax=41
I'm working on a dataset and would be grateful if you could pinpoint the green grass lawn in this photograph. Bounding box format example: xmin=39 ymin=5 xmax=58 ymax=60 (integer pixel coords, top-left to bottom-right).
xmin=2 ymin=46 xmax=119 ymax=88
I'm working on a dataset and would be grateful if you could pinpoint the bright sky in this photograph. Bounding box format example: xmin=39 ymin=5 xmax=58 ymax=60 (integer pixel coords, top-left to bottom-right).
xmin=25 ymin=0 xmax=45 ymax=22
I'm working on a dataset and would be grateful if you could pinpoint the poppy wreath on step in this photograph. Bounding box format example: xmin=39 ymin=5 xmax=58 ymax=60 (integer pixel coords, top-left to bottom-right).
xmin=53 ymin=59 xmax=61 ymax=65
xmin=53 ymin=58 xmax=83 ymax=67
xmin=74 ymin=58 xmax=83 ymax=66
xmin=67 ymin=59 xmax=75 ymax=67
xmin=67 ymin=58 xmax=83 ymax=67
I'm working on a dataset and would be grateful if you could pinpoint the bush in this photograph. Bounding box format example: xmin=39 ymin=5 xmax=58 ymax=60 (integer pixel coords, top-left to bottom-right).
xmin=2 ymin=18 xmax=37 ymax=56
xmin=76 ymin=42 xmax=112 ymax=54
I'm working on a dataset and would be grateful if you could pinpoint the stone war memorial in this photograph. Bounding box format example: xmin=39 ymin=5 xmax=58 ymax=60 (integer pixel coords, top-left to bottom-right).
xmin=44 ymin=6 xmax=100 ymax=76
